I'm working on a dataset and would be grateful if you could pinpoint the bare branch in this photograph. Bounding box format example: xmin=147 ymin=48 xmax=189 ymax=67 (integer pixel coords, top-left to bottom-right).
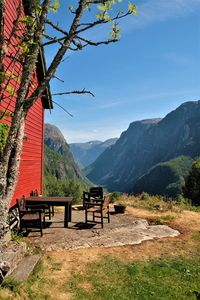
xmin=76 ymin=36 xmax=117 ymax=47
xmin=46 ymin=19 xmax=69 ymax=36
xmin=52 ymin=89 xmax=95 ymax=97
xmin=52 ymin=100 xmax=73 ymax=117
xmin=53 ymin=75 xmax=64 ymax=83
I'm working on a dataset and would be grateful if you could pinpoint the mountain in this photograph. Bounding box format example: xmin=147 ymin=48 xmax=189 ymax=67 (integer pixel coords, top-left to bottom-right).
xmin=70 ymin=138 xmax=118 ymax=168
xmin=133 ymin=156 xmax=193 ymax=197
xmin=44 ymin=124 xmax=90 ymax=198
xmin=85 ymin=100 xmax=200 ymax=195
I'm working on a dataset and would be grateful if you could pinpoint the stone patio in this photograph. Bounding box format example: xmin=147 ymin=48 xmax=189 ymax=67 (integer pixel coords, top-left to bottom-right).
xmin=27 ymin=208 xmax=180 ymax=251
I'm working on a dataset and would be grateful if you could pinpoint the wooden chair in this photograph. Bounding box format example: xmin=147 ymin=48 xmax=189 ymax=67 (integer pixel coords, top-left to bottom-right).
xmin=85 ymin=194 xmax=111 ymax=228
xmin=17 ymin=198 xmax=45 ymax=236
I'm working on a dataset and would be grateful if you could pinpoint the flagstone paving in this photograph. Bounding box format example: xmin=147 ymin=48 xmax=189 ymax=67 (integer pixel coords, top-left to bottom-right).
xmin=27 ymin=208 xmax=180 ymax=251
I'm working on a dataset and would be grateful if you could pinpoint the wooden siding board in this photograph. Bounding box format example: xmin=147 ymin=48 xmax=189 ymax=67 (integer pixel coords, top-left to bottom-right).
xmin=1 ymin=0 xmax=45 ymax=208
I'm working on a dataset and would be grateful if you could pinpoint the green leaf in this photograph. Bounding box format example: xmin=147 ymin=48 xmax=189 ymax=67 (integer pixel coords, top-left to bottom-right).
xmin=97 ymin=4 xmax=107 ymax=12
xmin=6 ymin=85 xmax=15 ymax=96
xmin=50 ymin=0 xmax=60 ymax=13
xmin=128 ymin=2 xmax=137 ymax=15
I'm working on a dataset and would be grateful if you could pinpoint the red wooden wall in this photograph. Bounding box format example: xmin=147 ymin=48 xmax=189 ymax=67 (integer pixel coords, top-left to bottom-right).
xmin=0 ymin=0 xmax=45 ymax=207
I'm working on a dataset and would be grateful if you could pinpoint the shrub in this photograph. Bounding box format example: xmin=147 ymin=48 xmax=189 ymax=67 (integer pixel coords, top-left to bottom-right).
xmin=110 ymin=192 xmax=122 ymax=203
xmin=140 ymin=192 xmax=150 ymax=200
xmin=184 ymin=157 xmax=200 ymax=206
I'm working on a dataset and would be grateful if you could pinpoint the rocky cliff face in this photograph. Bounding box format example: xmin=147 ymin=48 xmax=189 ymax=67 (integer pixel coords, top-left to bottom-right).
xmin=85 ymin=101 xmax=200 ymax=193
xmin=44 ymin=123 xmax=89 ymax=185
xmin=70 ymin=138 xmax=118 ymax=168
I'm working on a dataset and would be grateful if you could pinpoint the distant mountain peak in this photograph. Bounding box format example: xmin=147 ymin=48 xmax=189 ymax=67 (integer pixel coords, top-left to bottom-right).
xmin=70 ymin=138 xmax=118 ymax=168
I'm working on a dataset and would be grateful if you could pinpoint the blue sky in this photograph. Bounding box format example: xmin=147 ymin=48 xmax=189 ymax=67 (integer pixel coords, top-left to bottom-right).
xmin=45 ymin=0 xmax=200 ymax=143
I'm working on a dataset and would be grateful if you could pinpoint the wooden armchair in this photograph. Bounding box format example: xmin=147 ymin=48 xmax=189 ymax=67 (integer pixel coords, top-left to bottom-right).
xmin=17 ymin=198 xmax=45 ymax=236
xmin=85 ymin=194 xmax=111 ymax=228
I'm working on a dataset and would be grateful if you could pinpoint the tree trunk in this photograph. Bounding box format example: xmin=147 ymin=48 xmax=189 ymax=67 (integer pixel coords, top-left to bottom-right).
xmin=0 ymin=112 xmax=25 ymax=248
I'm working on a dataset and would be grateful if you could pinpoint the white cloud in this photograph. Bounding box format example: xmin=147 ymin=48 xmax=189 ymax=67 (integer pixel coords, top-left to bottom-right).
xmin=61 ymin=128 xmax=121 ymax=143
xmin=122 ymin=0 xmax=200 ymax=32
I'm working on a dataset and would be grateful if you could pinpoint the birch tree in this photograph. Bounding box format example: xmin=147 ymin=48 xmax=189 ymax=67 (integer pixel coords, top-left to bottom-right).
xmin=0 ymin=0 xmax=136 ymax=245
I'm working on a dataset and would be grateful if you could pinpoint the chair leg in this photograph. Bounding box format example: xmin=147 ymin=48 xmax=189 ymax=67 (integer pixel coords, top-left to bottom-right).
xmin=40 ymin=219 xmax=43 ymax=237
xmin=48 ymin=206 xmax=51 ymax=220
xmin=85 ymin=208 xmax=88 ymax=224
xmin=43 ymin=215 xmax=46 ymax=229
xmin=108 ymin=211 xmax=110 ymax=223
xmin=101 ymin=209 xmax=103 ymax=229
xmin=93 ymin=212 xmax=95 ymax=222
xmin=51 ymin=206 xmax=54 ymax=216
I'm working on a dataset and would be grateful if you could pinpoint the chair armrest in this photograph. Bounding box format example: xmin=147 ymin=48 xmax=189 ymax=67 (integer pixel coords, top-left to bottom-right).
xmin=92 ymin=198 xmax=104 ymax=203
xmin=84 ymin=192 xmax=90 ymax=196
xmin=84 ymin=202 xmax=103 ymax=207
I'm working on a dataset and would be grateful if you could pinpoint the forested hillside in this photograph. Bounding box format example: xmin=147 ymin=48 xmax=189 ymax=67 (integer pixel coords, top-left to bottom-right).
xmin=133 ymin=156 xmax=193 ymax=197
xmin=44 ymin=124 xmax=90 ymax=201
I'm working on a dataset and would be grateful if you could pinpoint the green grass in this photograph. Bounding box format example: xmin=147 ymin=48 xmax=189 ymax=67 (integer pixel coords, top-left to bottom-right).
xmin=120 ymin=194 xmax=200 ymax=213
xmin=2 ymin=253 xmax=200 ymax=300
xmin=65 ymin=256 xmax=200 ymax=300
xmin=1 ymin=276 xmax=21 ymax=293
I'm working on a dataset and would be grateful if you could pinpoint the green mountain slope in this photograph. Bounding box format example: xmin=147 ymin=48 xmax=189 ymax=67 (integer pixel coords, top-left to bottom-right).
xmin=133 ymin=156 xmax=193 ymax=197
xmin=43 ymin=124 xmax=90 ymax=201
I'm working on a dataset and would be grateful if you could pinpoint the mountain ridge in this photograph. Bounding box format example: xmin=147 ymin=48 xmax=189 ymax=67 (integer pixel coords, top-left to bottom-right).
xmin=70 ymin=138 xmax=118 ymax=168
xmin=85 ymin=100 xmax=200 ymax=194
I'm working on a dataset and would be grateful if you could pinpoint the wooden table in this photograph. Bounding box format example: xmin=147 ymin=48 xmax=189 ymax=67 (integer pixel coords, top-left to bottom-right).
xmin=25 ymin=196 xmax=73 ymax=228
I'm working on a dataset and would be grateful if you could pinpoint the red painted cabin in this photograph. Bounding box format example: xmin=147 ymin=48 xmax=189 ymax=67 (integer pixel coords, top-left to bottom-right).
xmin=0 ymin=0 xmax=52 ymax=207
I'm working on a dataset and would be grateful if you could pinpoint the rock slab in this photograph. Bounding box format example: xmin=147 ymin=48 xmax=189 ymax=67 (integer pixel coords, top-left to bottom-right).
xmin=10 ymin=254 xmax=41 ymax=281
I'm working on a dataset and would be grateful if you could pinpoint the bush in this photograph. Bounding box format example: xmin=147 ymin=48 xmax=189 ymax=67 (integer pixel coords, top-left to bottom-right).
xmin=110 ymin=192 xmax=122 ymax=203
xmin=140 ymin=192 xmax=150 ymax=200
xmin=184 ymin=157 xmax=200 ymax=206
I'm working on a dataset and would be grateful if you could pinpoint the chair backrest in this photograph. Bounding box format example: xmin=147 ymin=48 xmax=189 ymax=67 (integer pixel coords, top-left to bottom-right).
xmin=90 ymin=187 xmax=103 ymax=199
xmin=30 ymin=189 xmax=38 ymax=196
xmin=83 ymin=191 xmax=90 ymax=207
xmin=103 ymin=194 xmax=112 ymax=208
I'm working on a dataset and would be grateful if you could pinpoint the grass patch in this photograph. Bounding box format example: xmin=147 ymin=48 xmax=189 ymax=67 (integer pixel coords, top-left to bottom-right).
xmin=1 ymin=276 xmax=21 ymax=293
xmin=65 ymin=255 xmax=200 ymax=300
xmin=118 ymin=194 xmax=200 ymax=213
xmin=191 ymin=231 xmax=200 ymax=242
xmin=11 ymin=230 xmax=24 ymax=243
xmin=0 ymin=258 xmax=53 ymax=300
xmin=148 ymin=215 xmax=176 ymax=225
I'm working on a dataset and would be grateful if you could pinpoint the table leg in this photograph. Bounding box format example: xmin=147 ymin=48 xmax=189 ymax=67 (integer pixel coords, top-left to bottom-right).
xmin=64 ymin=204 xmax=69 ymax=228
xmin=69 ymin=204 xmax=72 ymax=222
